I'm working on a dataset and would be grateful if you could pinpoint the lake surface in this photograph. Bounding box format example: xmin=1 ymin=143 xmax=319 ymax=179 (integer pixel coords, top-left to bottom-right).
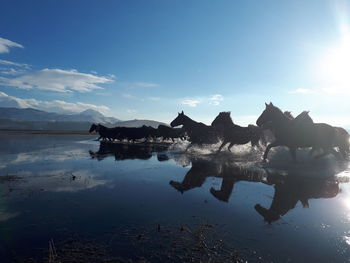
xmin=1 ymin=133 xmax=350 ymax=262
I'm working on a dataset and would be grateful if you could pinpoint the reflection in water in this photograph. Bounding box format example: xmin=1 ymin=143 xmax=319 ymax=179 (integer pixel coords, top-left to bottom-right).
xmin=254 ymin=175 xmax=340 ymax=223
xmin=89 ymin=141 xmax=171 ymax=161
xmin=1 ymin=135 xmax=350 ymax=262
xmin=169 ymin=155 xmax=346 ymax=223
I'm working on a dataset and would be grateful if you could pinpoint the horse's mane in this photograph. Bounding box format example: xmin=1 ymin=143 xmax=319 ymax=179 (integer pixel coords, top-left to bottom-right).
xmin=98 ymin=124 xmax=108 ymax=129
xmin=212 ymin=112 xmax=234 ymax=127
xmin=283 ymin=111 xmax=294 ymax=119
xmin=291 ymin=111 xmax=314 ymax=127
xmin=294 ymin=111 xmax=313 ymax=122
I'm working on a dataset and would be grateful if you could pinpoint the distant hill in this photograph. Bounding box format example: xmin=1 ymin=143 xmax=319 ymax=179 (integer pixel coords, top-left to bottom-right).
xmin=0 ymin=119 xmax=92 ymax=131
xmin=0 ymin=107 xmax=120 ymax=124
xmin=0 ymin=108 xmax=167 ymax=131
xmin=114 ymin=119 xmax=167 ymax=128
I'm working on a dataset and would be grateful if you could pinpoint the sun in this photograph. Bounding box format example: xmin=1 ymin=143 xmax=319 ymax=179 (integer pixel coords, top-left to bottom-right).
xmin=316 ymin=29 xmax=350 ymax=94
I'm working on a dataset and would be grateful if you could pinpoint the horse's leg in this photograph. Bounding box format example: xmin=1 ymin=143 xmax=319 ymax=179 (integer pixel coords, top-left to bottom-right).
xmin=309 ymin=147 xmax=317 ymax=157
xmin=263 ymin=141 xmax=279 ymax=161
xmin=314 ymin=147 xmax=340 ymax=159
xmin=217 ymin=140 xmax=228 ymax=153
xmin=251 ymin=139 xmax=262 ymax=151
xmin=289 ymin=147 xmax=297 ymax=162
xmin=185 ymin=143 xmax=193 ymax=152
xmin=227 ymin=142 xmax=235 ymax=152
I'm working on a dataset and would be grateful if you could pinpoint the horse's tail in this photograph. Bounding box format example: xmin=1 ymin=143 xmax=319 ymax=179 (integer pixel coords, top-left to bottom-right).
xmin=335 ymin=127 xmax=350 ymax=157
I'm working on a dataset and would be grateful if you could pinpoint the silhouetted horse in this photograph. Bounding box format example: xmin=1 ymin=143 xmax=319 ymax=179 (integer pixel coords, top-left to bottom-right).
xmin=211 ymin=112 xmax=265 ymax=152
xmin=283 ymin=111 xmax=350 ymax=159
xmin=114 ymin=126 xmax=156 ymax=142
xmin=255 ymin=176 xmax=340 ymax=223
xmin=89 ymin=123 xmax=120 ymax=141
xmin=256 ymin=103 xmax=337 ymax=162
xmin=170 ymin=111 xmax=219 ymax=150
xmin=157 ymin=124 xmax=186 ymax=142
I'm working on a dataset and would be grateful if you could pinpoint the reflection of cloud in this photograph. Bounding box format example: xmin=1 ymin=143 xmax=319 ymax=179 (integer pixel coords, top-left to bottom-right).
xmin=0 ymin=211 xmax=20 ymax=222
xmin=0 ymin=148 xmax=89 ymax=169
xmin=3 ymin=169 xmax=108 ymax=194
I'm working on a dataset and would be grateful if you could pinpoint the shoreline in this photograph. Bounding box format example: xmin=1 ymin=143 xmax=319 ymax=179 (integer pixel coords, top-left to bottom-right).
xmin=0 ymin=130 xmax=92 ymax=135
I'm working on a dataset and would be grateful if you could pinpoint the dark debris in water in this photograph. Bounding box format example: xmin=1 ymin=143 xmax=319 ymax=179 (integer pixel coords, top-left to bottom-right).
xmin=20 ymin=223 xmax=253 ymax=263
xmin=0 ymin=174 xmax=22 ymax=183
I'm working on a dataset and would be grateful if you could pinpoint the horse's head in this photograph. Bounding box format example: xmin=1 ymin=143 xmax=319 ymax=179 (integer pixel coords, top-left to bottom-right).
xmin=256 ymin=102 xmax=283 ymax=127
xmin=170 ymin=111 xmax=186 ymax=127
xmin=211 ymin=112 xmax=232 ymax=129
xmin=89 ymin=123 xmax=98 ymax=133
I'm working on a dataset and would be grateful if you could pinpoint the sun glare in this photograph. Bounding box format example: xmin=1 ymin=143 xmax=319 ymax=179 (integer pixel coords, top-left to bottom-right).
xmin=315 ymin=1 xmax=350 ymax=95
xmin=317 ymin=29 xmax=350 ymax=94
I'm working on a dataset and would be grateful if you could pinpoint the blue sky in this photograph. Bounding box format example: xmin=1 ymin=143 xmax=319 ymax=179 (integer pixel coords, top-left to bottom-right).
xmin=1 ymin=0 xmax=350 ymax=126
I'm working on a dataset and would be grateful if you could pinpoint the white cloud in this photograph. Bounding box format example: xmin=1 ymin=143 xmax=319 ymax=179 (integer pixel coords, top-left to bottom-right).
xmin=126 ymin=109 xmax=138 ymax=113
xmin=181 ymin=99 xmax=201 ymax=107
xmin=289 ymin=88 xmax=313 ymax=94
xmin=0 ymin=91 xmax=110 ymax=114
xmin=0 ymin=68 xmax=27 ymax=75
xmin=209 ymin=94 xmax=223 ymax=105
xmin=135 ymin=82 xmax=158 ymax=88
xmin=0 ymin=68 xmax=113 ymax=93
xmin=122 ymin=93 xmax=138 ymax=99
xmin=0 ymin=37 xmax=23 ymax=53
xmin=0 ymin=59 xmax=30 ymax=68
xmin=147 ymin=97 xmax=160 ymax=101
xmin=209 ymin=101 xmax=220 ymax=105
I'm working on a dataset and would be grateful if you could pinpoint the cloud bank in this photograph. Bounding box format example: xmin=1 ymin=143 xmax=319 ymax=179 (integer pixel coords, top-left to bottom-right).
xmin=0 ymin=91 xmax=109 ymax=114
xmin=0 ymin=68 xmax=113 ymax=93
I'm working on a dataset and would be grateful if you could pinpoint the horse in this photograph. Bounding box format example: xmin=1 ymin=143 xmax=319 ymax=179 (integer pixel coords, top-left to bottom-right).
xmin=89 ymin=123 xmax=119 ymax=141
xmin=170 ymin=111 xmax=219 ymax=150
xmin=211 ymin=112 xmax=265 ymax=152
xmin=256 ymin=102 xmax=337 ymax=162
xmin=114 ymin=126 xmax=156 ymax=143
xmin=157 ymin=124 xmax=186 ymax=142
xmin=283 ymin=111 xmax=349 ymax=159
xmin=334 ymin=127 xmax=350 ymax=158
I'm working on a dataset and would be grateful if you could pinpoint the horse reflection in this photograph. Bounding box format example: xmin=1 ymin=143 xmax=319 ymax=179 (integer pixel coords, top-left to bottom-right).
xmin=254 ymin=175 xmax=340 ymax=223
xmin=89 ymin=141 xmax=170 ymax=161
xmin=170 ymin=158 xmax=266 ymax=200
xmin=169 ymin=156 xmax=343 ymax=222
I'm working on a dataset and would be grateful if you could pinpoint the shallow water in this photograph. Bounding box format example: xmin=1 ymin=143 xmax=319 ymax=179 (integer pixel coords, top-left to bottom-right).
xmin=0 ymin=133 xmax=350 ymax=262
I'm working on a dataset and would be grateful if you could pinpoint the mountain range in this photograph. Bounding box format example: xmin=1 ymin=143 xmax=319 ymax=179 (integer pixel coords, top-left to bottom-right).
xmin=0 ymin=107 xmax=166 ymax=131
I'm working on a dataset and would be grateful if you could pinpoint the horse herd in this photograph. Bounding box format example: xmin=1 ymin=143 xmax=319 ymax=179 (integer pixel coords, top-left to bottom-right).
xmin=89 ymin=102 xmax=350 ymax=162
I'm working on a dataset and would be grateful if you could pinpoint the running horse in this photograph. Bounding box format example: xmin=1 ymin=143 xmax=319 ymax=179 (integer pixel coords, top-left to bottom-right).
xmin=211 ymin=112 xmax=265 ymax=152
xmin=256 ymin=102 xmax=338 ymax=162
xmin=170 ymin=111 xmax=219 ymax=150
